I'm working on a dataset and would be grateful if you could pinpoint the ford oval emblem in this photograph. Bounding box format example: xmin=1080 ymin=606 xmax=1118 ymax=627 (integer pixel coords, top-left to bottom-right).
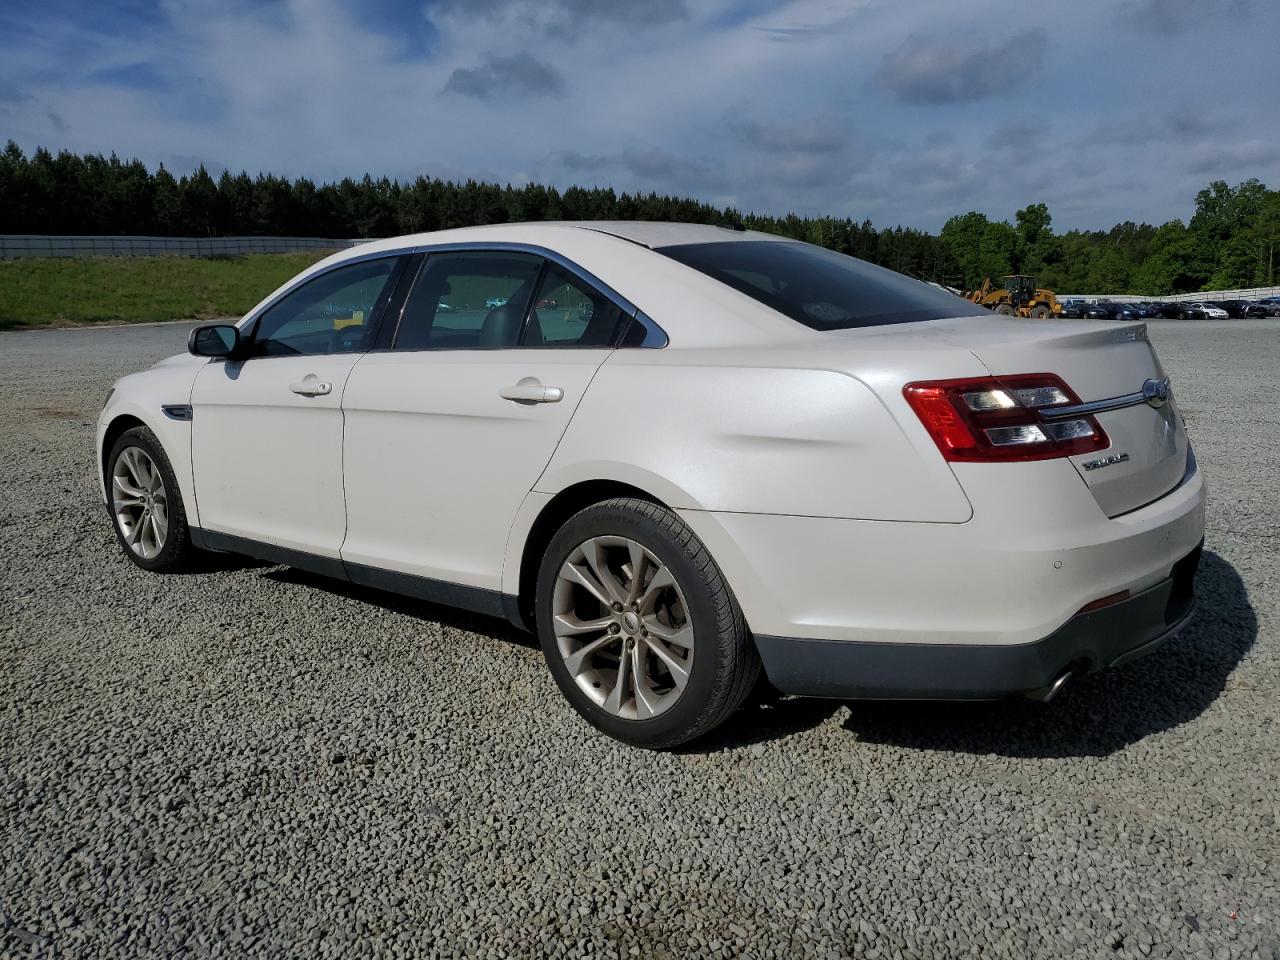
xmin=1143 ymin=377 xmax=1170 ymax=408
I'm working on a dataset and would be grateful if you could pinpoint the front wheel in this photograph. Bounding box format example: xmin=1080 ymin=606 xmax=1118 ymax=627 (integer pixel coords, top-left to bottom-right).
xmin=535 ymin=498 xmax=759 ymax=749
xmin=994 ymin=303 xmax=1016 ymax=316
xmin=107 ymin=426 xmax=197 ymax=572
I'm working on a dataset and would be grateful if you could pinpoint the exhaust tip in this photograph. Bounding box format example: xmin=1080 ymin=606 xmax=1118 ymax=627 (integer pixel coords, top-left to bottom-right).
xmin=1026 ymin=668 xmax=1076 ymax=703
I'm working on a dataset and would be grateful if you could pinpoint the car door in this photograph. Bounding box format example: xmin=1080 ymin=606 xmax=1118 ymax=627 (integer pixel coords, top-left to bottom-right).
xmin=340 ymin=251 xmax=632 ymax=602
xmin=189 ymin=254 xmax=407 ymax=566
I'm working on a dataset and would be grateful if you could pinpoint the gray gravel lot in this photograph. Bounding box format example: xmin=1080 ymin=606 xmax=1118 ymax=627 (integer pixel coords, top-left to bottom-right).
xmin=2 ymin=319 xmax=1277 ymax=959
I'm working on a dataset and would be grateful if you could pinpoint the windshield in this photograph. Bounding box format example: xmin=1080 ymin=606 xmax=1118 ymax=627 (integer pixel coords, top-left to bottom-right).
xmin=655 ymin=240 xmax=987 ymax=330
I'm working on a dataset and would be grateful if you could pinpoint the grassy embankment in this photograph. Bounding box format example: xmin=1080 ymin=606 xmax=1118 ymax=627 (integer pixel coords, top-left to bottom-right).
xmin=0 ymin=252 xmax=335 ymax=329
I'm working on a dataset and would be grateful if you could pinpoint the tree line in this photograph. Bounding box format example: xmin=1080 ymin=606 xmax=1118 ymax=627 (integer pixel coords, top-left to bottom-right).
xmin=2 ymin=142 xmax=1276 ymax=295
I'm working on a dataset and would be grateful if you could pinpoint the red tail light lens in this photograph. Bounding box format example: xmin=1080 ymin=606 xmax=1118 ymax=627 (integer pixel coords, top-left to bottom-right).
xmin=903 ymin=374 xmax=1109 ymax=462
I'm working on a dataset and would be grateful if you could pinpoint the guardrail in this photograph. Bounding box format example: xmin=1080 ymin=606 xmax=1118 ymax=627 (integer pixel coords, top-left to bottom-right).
xmin=0 ymin=235 xmax=362 ymax=259
xmin=1058 ymin=286 xmax=1280 ymax=303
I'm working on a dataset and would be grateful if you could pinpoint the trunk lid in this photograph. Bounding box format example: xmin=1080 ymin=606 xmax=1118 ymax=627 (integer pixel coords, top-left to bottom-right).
xmin=827 ymin=315 xmax=1188 ymax=517
xmin=941 ymin=317 xmax=1186 ymax=517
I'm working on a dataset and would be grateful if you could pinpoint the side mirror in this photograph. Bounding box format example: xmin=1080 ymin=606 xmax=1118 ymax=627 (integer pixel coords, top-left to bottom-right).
xmin=188 ymin=323 xmax=240 ymax=358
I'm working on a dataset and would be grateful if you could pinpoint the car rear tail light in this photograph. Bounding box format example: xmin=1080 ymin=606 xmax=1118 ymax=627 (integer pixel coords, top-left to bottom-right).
xmin=903 ymin=374 xmax=1109 ymax=462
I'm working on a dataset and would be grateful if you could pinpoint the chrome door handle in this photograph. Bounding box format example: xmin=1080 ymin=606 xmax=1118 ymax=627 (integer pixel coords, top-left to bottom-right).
xmin=500 ymin=379 xmax=563 ymax=404
xmin=289 ymin=380 xmax=332 ymax=397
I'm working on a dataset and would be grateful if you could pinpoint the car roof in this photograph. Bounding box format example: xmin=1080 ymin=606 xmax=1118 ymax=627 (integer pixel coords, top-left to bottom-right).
xmin=343 ymin=220 xmax=789 ymax=258
xmin=567 ymin=221 xmax=786 ymax=248
xmin=237 ymin=221 xmax=818 ymax=349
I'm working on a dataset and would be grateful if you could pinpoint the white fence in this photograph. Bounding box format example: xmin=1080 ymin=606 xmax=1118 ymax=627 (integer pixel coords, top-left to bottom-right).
xmin=1058 ymin=286 xmax=1280 ymax=303
xmin=0 ymin=234 xmax=361 ymax=259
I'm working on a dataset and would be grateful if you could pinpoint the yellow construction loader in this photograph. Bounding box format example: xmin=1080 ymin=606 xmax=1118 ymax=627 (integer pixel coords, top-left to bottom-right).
xmin=966 ymin=275 xmax=1062 ymax=318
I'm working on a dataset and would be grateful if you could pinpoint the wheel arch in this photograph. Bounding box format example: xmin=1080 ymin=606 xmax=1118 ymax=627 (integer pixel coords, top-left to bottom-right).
xmin=510 ymin=479 xmax=672 ymax=631
xmin=98 ymin=404 xmax=200 ymax=528
xmin=100 ymin=413 xmax=148 ymax=484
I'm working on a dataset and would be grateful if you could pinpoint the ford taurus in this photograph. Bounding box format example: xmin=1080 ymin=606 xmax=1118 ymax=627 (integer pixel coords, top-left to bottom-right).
xmin=97 ymin=222 xmax=1205 ymax=748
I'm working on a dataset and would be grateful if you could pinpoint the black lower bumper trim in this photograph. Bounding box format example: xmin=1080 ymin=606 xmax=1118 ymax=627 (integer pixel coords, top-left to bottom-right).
xmin=755 ymin=544 xmax=1202 ymax=700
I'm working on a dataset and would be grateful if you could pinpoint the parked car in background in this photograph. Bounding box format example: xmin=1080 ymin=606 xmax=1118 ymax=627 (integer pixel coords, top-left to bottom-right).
xmin=96 ymin=221 xmax=1205 ymax=748
xmin=1058 ymin=298 xmax=1087 ymax=318
xmin=1254 ymin=297 xmax=1280 ymax=317
xmin=1177 ymin=302 xmax=1229 ymax=320
xmin=1082 ymin=301 xmax=1119 ymax=320
xmin=1151 ymin=302 xmax=1184 ymax=319
xmin=1219 ymin=299 xmax=1258 ymax=318
xmin=1114 ymin=302 xmax=1161 ymax=321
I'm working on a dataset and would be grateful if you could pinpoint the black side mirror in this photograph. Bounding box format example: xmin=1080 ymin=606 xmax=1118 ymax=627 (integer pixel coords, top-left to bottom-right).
xmin=188 ymin=323 xmax=240 ymax=358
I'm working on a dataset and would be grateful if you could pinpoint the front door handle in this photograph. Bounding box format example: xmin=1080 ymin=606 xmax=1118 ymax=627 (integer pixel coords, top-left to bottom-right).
xmin=500 ymin=378 xmax=563 ymax=405
xmin=290 ymin=379 xmax=332 ymax=397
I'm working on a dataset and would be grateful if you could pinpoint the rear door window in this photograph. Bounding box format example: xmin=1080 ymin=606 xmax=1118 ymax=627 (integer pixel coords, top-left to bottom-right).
xmin=657 ymin=240 xmax=987 ymax=330
xmin=394 ymin=252 xmax=542 ymax=350
xmin=525 ymin=263 xmax=627 ymax=347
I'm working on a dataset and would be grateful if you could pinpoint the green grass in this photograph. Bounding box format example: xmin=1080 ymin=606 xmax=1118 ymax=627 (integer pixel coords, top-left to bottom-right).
xmin=0 ymin=252 xmax=337 ymax=329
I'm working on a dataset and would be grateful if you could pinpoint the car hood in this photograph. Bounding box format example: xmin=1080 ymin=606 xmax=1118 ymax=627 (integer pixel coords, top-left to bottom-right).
xmin=150 ymin=352 xmax=206 ymax=371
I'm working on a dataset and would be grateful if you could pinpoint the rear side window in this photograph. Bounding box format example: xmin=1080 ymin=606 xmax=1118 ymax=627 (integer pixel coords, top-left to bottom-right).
xmin=657 ymin=240 xmax=987 ymax=330
xmin=526 ymin=263 xmax=627 ymax=347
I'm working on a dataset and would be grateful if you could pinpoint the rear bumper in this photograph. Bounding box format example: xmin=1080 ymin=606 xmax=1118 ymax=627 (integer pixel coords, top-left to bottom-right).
xmin=754 ymin=542 xmax=1201 ymax=699
xmin=678 ymin=452 xmax=1205 ymax=648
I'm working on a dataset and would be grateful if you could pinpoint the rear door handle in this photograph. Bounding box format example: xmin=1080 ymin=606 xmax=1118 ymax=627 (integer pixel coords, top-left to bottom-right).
xmin=289 ymin=380 xmax=332 ymax=397
xmin=500 ymin=378 xmax=563 ymax=405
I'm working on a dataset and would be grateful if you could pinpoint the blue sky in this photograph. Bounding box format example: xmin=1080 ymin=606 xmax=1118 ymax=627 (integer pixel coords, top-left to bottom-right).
xmin=1 ymin=0 xmax=1277 ymax=232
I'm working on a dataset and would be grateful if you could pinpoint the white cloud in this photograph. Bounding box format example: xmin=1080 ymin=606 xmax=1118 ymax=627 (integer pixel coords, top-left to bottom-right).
xmin=0 ymin=0 xmax=1277 ymax=230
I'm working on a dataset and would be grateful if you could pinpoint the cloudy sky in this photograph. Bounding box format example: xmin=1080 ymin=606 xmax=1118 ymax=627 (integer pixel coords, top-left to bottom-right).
xmin=1 ymin=0 xmax=1277 ymax=231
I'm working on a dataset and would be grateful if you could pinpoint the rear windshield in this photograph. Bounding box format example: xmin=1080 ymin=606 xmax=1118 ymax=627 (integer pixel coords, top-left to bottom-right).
xmin=656 ymin=240 xmax=986 ymax=330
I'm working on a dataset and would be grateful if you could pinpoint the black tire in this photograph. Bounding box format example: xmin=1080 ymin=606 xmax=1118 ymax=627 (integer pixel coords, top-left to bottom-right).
xmin=535 ymin=497 xmax=760 ymax=749
xmin=994 ymin=303 xmax=1016 ymax=316
xmin=1179 ymin=311 xmax=1189 ymax=320
xmin=1030 ymin=304 xmax=1051 ymax=319
xmin=106 ymin=425 xmax=197 ymax=573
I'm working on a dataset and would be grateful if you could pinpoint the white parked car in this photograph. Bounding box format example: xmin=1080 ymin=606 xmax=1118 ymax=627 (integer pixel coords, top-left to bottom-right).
xmin=1180 ymin=302 xmax=1230 ymax=320
xmin=98 ymin=222 xmax=1205 ymax=748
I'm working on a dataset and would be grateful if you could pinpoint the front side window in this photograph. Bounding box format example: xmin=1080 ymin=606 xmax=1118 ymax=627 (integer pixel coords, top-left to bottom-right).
xmin=657 ymin=240 xmax=987 ymax=331
xmin=250 ymin=257 xmax=401 ymax=357
xmin=394 ymin=252 xmax=542 ymax=350
xmin=525 ymin=263 xmax=626 ymax=347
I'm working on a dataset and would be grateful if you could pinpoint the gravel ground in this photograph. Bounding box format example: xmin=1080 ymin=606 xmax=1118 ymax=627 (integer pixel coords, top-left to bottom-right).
xmin=2 ymin=319 xmax=1277 ymax=959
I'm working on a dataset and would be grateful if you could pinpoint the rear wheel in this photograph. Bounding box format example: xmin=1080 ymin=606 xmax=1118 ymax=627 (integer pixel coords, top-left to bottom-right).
xmin=1029 ymin=304 xmax=1051 ymax=319
xmin=107 ymin=426 xmax=196 ymax=572
xmin=535 ymin=497 xmax=759 ymax=749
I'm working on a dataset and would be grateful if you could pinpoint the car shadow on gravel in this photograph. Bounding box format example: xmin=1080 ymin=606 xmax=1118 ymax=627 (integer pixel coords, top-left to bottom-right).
xmin=837 ymin=550 xmax=1256 ymax=759
xmin=188 ymin=552 xmax=272 ymax=574
xmin=260 ymin=567 xmax=539 ymax=650
xmin=690 ymin=551 xmax=1255 ymax=757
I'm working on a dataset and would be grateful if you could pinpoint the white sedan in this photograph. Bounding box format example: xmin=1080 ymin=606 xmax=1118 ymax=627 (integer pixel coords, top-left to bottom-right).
xmin=97 ymin=222 xmax=1206 ymax=748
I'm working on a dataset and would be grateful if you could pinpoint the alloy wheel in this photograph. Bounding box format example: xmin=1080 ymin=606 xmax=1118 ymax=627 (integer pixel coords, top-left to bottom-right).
xmin=552 ymin=536 xmax=694 ymax=721
xmin=111 ymin=447 xmax=168 ymax=560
